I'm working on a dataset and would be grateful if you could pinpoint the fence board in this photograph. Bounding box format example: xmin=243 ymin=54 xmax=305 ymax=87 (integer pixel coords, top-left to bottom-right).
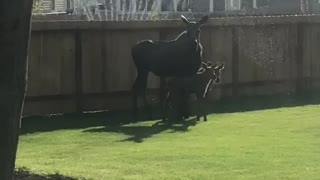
xmin=82 ymin=31 xmax=105 ymax=94
xmin=209 ymin=26 xmax=233 ymax=84
xmin=305 ymin=25 xmax=320 ymax=90
xmin=27 ymin=32 xmax=42 ymax=97
xmin=105 ymin=30 xmax=160 ymax=92
xmin=27 ymin=32 xmax=75 ymax=96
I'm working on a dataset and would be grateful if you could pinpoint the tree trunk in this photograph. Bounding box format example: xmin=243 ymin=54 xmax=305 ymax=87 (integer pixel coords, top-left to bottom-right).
xmin=0 ymin=0 xmax=33 ymax=179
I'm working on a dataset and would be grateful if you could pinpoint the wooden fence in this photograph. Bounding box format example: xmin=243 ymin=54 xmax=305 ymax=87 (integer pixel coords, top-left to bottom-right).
xmin=23 ymin=16 xmax=320 ymax=116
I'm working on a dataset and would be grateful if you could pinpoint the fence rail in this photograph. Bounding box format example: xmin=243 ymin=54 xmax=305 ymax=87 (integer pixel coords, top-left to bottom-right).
xmin=23 ymin=15 xmax=320 ymax=116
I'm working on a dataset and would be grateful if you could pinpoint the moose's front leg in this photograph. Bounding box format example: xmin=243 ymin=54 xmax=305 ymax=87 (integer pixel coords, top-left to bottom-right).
xmin=203 ymin=96 xmax=213 ymax=122
xmin=159 ymin=77 xmax=167 ymax=121
xmin=195 ymin=96 xmax=207 ymax=122
xmin=181 ymin=90 xmax=191 ymax=120
xmin=202 ymin=97 xmax=208 ymax=122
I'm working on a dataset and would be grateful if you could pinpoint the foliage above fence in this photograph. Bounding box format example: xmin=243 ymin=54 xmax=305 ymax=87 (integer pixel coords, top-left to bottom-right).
xmin=32 ymin=0 xmax=45 ymax=14
xmin=31 ymin=15 xmax=320 ymax=31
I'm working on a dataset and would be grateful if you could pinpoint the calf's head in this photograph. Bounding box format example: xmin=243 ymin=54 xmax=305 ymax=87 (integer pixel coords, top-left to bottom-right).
xmin=199 ymin=61 xmax=225 ymax=98
xmin=212 ymin=63 xmax=225 ymax=84
xmin=199 ymin=61 xmax=225 ymax=83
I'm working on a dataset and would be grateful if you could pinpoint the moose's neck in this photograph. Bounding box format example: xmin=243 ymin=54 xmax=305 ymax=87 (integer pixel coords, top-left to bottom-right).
xmin=176 ymin=31 xmax=201 ymax=45
xmin=175 ymin=31 xmax=188 ymax=40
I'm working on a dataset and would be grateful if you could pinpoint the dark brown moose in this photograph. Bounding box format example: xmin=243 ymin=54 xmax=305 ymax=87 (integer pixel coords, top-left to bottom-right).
xmin=131 ymin=15 xmax=209 ymax=121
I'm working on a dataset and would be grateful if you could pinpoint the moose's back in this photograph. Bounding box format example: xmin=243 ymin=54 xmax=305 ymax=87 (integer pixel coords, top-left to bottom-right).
xmin=132 ymin=39 xmax=202 ymax=77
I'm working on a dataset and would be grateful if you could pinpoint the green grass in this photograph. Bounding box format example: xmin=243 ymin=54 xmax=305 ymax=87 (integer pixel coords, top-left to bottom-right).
xmin=17 ymin=95 xmax=320 ymax=180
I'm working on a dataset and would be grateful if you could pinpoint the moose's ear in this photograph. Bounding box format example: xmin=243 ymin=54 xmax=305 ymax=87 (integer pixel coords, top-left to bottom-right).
xmin=216 ymin=63 xmax=225 ymax=70
xmin=198 ymin=15 xmax=209 ymax=25
xmin=212 ymin=62 xmax=218 ymax=69
xmin=181 ymin=15 xmax=190 ymax=24
xmin=206 ymin=61 xmax=213 ymax=68
xmin=201 ymin=62 xmax=208 ymax=68
xmin=197 ymin=67 xmax=206 ymax=74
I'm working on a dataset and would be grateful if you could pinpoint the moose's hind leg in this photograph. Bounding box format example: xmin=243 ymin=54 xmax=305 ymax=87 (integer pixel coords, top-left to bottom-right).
xmin=132 ymin=79 xmax=140 ymax=122
xmin=132 ymin=70 xmax=149 ymax=122
xmin=159 ymin=77 xmax=167 ymax=122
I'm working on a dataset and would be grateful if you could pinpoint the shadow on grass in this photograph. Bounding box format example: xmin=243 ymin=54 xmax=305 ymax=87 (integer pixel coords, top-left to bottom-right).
xmin=14 ymin=167 xmax=88 ymax=180
xmin=83 ymin=118 xmax=198 ymax=143
xmin=209 ymin=93 xmax=320 ymax=114
xmin=21 ymin=93 xmax=320 ymax=135
xmin=20 ymin=110 xmax=131 ymax=135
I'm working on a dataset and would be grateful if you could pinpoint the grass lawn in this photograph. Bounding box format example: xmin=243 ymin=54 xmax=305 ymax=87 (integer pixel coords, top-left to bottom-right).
xmin=16 ymin=95 xmax=320 ymax=180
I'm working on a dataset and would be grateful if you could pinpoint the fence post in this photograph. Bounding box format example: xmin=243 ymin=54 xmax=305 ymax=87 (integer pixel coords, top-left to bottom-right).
xmin=75 ymin=31 xmax=83 ymax=112
xmin=296 ymin=23 xmax=304 ymax=95
xmin=232 ymin=26 xmax=240 ymax=97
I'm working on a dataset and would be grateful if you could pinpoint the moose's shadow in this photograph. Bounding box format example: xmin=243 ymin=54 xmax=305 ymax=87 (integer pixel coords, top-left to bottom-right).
xmin=14 ymin=167 xmax=85 ymax=180
xmin=83 ymin=118 xmax=198 ymax=143
xmin=21 ymin=93 xmax=320 ymax=136
xmin=21 ymin=110 xmax=132 ymax=135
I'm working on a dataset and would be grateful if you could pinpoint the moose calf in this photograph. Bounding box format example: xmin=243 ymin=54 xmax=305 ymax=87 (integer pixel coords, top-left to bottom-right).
xmin=164 ymin=62 xmax=225 ymax=122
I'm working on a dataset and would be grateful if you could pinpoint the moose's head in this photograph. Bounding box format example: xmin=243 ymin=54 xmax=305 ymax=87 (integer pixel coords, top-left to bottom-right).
xmin=181 ymin=15 xmax=209 ymax=40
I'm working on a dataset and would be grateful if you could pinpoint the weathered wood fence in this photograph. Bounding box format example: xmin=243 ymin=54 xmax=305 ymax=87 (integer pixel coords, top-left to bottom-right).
xmin=23 ymin=16 xmax=320 ymax=116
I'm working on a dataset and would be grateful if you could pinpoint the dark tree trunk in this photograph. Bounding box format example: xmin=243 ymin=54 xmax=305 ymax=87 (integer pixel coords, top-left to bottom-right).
xmin=0 ymin=0 xmax=33 ymax=179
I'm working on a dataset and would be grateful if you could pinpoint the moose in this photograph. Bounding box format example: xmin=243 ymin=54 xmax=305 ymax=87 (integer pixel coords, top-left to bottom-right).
xmin=163 ymin=61 xmax=225 ymax=122
xmin=131 ymin=15 xmax=209 ymax=121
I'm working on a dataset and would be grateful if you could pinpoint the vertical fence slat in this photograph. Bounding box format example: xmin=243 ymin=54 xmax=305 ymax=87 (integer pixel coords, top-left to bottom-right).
xmin=296 ymin=23 xmax=304 ymax=94
xmin=232 ymin=26 xmax=240 ymax=97
xmin=101 ymin=32 xmax=107 ymax=92
xmin=75 ymin=31 xmax=83 ymax=112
